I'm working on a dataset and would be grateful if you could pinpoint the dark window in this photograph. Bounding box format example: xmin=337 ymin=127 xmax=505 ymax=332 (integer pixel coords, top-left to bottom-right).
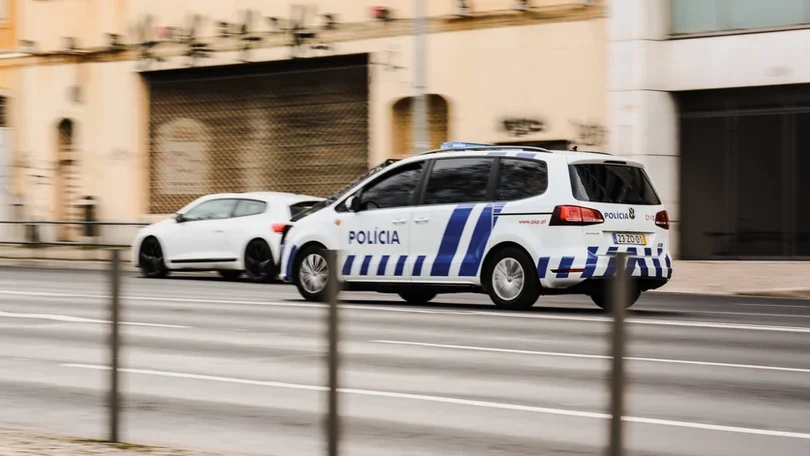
xmin=569 ymin=164 xmax=661 ymax=205
xmin=183 ymin=199 xmax=238 ymax=221
xmin=422 ymin=157 xmax=494 ymax=205
xmin=359 ymin=162 xmax=425 ymax=210
xmin=233 ymin=199 xmax=267 ymax=217
xmin=496 ymin=159 xmax=548 ymax=201
xmin=289 ymin=200 xmax=323 ymax=219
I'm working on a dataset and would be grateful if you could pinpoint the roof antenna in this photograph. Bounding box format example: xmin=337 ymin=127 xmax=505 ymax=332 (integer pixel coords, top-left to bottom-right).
xmin=571 ymin=145 xmax=578 ymax=151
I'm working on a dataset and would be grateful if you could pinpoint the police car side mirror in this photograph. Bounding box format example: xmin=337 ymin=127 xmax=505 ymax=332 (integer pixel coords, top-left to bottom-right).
xmin=345 ymin=195 xmax=361 ymax=212
xmin=175 ymin=213 xmax=186 ymax=223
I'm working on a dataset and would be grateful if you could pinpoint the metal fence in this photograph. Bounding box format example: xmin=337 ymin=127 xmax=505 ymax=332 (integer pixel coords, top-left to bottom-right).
xmin=144 ymin=54 xmax=370 ymax=215
xmin=99 ymin=250 xmax=632 ymax=455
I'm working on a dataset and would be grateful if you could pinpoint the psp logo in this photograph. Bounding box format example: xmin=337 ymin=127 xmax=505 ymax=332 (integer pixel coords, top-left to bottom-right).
xmin=628 ymin=208 xmax=635 ymax=220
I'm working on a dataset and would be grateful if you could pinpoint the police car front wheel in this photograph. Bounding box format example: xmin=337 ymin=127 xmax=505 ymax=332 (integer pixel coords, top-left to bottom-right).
xmin=484 ymin=247 xmax=539 ymax=311
xmin=294 ymin=245 xmax=337 ymax=302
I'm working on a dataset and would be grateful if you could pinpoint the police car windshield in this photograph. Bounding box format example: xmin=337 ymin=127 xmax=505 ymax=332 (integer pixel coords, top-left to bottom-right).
xmin=289 ymin=158 xmax=401 ymax=222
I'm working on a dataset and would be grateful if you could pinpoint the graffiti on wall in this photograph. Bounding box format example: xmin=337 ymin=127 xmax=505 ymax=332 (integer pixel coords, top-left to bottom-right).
xmin=570 ymin=120 xmax=606 ymax=146
xmin=500 ymin=117 xmax=546 ymax=137
xmin=130 ymin=4 xmax=339 ymax=67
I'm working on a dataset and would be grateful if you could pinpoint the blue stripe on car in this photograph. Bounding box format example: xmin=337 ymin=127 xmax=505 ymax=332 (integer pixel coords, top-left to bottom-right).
xmin=394 ymin=255 xmax=407 ymax=276
xmin=581 ymin=246 xmax=599 ymax=278
xmin=555 ymin=256 xmax=575 ymax=278
xmin=431 ymin=205 xmax=474 ymax=276
xmin=537 ymin=257 xmax=550 ymax=279
xmin=377 ymin=255 xmax=390 ymax=276
xmin=413 ymin=255 xmax=426 ymax=276
xmin=342 ymin=255 xmax=355 ymax=276
xmin=285 ymin=245 xmax=297 ymax=280
xmin=458 ymin=204 xmax=495 ymax=277
xmin=359 ymin=255 xmax=372 ymax=275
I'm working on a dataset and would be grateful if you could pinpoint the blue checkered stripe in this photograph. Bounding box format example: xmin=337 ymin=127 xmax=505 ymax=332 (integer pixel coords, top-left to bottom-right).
xmin=537 ymin=246 xmax=673 ymax=280
xmin=342 ymin=202 xmax=505 ymax=278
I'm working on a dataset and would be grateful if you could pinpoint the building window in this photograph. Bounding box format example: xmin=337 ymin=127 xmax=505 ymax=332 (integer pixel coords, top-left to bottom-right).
xmin=672 ymin=0 xmax=810 ymax=36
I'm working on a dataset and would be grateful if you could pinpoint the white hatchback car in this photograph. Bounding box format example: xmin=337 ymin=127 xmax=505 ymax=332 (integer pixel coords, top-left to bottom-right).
xmin=278 ymin=143 xmax=672 ymax=310
xmin=131 ymin=192 xmax=322 ymax=282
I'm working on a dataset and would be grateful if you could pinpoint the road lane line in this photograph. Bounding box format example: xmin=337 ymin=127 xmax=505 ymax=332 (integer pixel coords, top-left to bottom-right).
xmin=2 ymin=289 xmax=810 ymax=334
xmin=0 ymin=310 xmax=190 ymax=329
xmin=373 ymin=340 xmax=810 ymax=374
xmin=62 ymin=363 xmax=810 ymax=440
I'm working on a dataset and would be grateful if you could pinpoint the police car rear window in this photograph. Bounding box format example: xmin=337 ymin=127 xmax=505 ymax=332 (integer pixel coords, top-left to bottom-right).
xmin=569 ymin=163 xmax=661 ymax=205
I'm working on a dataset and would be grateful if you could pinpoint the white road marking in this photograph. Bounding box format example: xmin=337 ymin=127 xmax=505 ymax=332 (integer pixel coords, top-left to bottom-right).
xmin=62 ymin=363 xmax=810 ymax=440
xmin=2 ymin=289 xmax=810 ymax=334
xmin=0 ymin=310 xmax=190 ymax=329
xmin=373 ymin=340 xmax=810 ymax=374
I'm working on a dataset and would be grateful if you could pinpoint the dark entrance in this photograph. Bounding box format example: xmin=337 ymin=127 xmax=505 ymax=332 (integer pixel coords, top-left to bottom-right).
xmin=678 ymin=84 xmax=810 ymax=259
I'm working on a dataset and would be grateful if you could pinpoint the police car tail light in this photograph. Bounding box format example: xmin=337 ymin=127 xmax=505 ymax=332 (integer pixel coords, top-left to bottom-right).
xmin=271 ymin=223 xmax=289 ymax=234
xmin=655 ymin=210 xmax=670 ymax=230
xmin=550 ymin=205 xmax=604 ymax=226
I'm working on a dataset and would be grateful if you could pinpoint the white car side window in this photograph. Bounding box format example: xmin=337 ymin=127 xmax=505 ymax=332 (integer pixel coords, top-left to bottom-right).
xmin=183 ymin=199 xmax=237 ymax=221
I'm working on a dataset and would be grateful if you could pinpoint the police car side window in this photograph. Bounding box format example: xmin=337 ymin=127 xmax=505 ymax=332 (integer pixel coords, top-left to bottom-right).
xmin=422 ymin=157 xmax=494 ymax=205
xmin=360 ymin=162 xmax=424 ymax=210
xmin=496 ymin=158 xmax=548 ymax=201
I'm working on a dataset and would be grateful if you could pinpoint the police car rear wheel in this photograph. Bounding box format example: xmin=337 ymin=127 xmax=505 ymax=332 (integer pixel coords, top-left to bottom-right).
xmin=398 ymin=291 xmax=436 ymax=305
xmin=485 ymin=247 xmax=539 ymax=310
xmin=294 ymin=245 xmax=335 ymax=302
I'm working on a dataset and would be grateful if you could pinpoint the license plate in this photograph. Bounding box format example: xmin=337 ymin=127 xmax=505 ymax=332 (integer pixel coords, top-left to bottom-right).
xmin=612 ymin=233 xmax=647 ymax=245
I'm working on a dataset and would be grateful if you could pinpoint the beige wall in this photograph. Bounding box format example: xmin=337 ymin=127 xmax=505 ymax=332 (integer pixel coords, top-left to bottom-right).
xmin=7 ymin=0 xmax=607 ymax=227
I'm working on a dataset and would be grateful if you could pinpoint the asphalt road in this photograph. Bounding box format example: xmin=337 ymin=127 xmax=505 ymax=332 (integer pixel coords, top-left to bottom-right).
xmin=0 ymin=267 xmax=809 ymax=456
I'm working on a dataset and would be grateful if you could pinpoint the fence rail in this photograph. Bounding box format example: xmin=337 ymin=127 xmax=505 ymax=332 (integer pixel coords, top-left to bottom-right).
xmin=0 ymin=220 xmax=149 ymax=248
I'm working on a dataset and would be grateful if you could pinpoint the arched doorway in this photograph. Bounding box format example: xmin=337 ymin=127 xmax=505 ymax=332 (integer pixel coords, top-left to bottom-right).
xmin=55 ymin=118 xmax=79 ymax=241
xmin=391 ymin=94 xmax=449 ymax=157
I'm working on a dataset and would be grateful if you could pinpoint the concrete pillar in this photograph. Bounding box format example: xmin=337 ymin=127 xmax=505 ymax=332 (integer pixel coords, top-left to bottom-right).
xmin=608 ymin=0 xmax=681 ymax=256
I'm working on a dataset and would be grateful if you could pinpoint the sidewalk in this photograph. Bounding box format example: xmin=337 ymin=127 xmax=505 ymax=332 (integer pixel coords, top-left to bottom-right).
xmin=0 ymin=426 xmax=236 ymax=456
xmin=0 ymin=246 xmax=807 ymax=298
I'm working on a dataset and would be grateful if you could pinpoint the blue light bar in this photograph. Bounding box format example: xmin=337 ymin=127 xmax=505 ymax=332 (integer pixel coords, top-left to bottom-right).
xmin=441 ymin=141 xmax=493 ymax=149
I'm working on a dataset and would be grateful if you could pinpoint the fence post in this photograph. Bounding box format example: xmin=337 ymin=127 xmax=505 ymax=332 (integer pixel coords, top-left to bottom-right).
xmin=608 ymin=252 xmax=628 ymax=456
xmin=109 ymin=249 xmax=121 ymax=443
xmin=325 ymin=249 xmax=340 ymax=456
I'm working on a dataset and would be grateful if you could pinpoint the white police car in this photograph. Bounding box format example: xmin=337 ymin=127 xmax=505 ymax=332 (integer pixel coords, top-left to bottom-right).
xmin=278 ymin=142 xmax=671 ymax=310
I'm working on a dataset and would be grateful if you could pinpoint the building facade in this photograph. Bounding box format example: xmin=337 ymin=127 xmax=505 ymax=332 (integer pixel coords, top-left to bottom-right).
xmin=2 ymin=0 xmax=608 ymax=244
xmin=610 ymin=0 xmax=810 ymax=259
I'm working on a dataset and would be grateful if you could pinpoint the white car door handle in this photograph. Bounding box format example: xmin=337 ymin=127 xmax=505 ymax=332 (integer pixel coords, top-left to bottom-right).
xmin=414 ymin=217 xmax=429 ymax=224
xmin=392 ymin=219 xmax=407 ymax=225
xmin=214 ymin=230 xmax=225 ymax=233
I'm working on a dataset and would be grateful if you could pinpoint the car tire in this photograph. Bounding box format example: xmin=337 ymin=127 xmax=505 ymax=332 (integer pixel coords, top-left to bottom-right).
xmin=590 ymin=286 xmax=641 ymax=310
xmin=243 ymin=239 xmax=276 ymax=283
xmin=484 ymin=247 xmax=539 ymax=311
xmin=138 ymin=237 xmax=169 ymax=279
xmin=398 ymin=290 xmax=437 ymax=305
xmin=218 ymin=270 xmax=242 ymax=280
xmin=293 ymin=244 xmax=338 ymax=302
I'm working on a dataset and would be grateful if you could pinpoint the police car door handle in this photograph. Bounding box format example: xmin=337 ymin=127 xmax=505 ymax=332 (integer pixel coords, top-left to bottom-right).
xmin=414 ymin=217 xmax=430 ymax=224
xmin=392 ymin=219 xmax=407 ymax=225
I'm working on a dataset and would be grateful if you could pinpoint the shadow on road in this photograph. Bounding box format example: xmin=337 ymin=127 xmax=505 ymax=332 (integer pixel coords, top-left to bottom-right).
xmin=312 ymin=298 xmax=683 ymax=318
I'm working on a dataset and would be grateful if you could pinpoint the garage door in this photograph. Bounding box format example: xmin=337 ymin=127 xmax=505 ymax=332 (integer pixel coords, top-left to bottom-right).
xmin=144 ymin=54 xmax=369 ymax=214
xmin=678 ymin=84 xmax=810 ymax=259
